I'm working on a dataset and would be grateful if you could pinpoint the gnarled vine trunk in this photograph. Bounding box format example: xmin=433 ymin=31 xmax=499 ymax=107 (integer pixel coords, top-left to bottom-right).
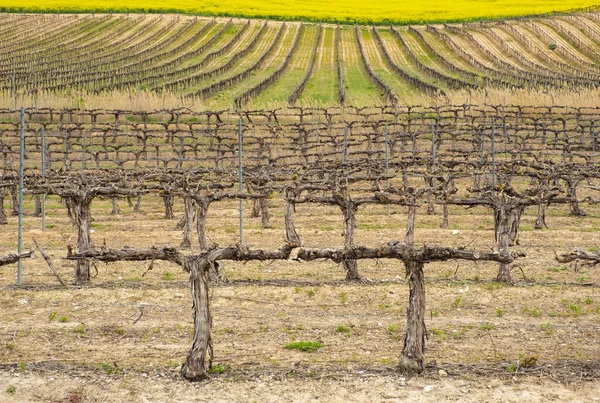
xmin=284 ymin=193 xmax=301 ymax=247
xmin=181 ymin=257 xmax=213 ymax=380
xmin=259 ymin=198 xmax=271 ymax=228
xmin=66 ymin=195 xmax=93 ymax=284
xmin=494 ymin=203 xmax=515 ymax=283
xmin=400 ymin=202 xmax=426 ymax=373
xmin=33 ymin=194 xmax=42 ymax=217
xmin=162 ymin=195 xmax=174 ymax=219
xmin=180 ymin=197 xmax=195 ymax=248
xmin=0 ymin=189 xmax=7 ymax=224
xmin=342 ymin=201 xmax=360 ymax=281
xmin=400 ymin=261 xmax=426 ymax=373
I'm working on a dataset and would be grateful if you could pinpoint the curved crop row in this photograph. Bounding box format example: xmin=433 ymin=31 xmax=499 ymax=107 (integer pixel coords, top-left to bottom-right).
xmin=453 ymin=25 xmax=580 ymax=88
xmin=566 ymin=15 xmax=600 ymax=45
xmin=288 ymin=24 xmax=323 ymax=105
xmin=158 ymin=21 xmax=269 ymax=93
xmin=397 ymin=27 xmax=475 ymax=91
xmin=483 ymin=25 xmax=597 ymax=87
xmin=28 ymin=19 xmax=208 ymax=93
xmin=192 ymin=22 xmax=287 ymax=99
xmin=335 ymin=26 xmax=345 ymax=106
xmin=354 ymin=26 xmax=397 ymax=105
xmin=2 ymin=13 xmax=600 ymax=107
xmin=523 ymin=21 xmax=600 ymax=74
xmin=430 ymin=25 xmax=523 ymax=88
xmin=374 ymin=28 xmax=444 ymax=94
xmin=235 ymin=24 xmax=305 ymax=108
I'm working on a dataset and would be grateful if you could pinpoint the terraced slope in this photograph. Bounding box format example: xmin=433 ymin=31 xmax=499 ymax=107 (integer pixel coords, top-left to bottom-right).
xmin=2 ymin=12 xmax=600 ymax=108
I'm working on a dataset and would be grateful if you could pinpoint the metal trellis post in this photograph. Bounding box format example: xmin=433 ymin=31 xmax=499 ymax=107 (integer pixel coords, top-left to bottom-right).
xmin=238 ymin=118 xmax=244 ymax=245
xmin=17 ymin=107 xmax=25 ymax=286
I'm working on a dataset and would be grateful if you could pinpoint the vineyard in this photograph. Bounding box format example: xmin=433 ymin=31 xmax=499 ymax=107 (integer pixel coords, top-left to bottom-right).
xmin=0 ymin=105 xmax=599 ymax=400
xmin=1 ymin=6 xmax=600 ymax=401
xmin=3 ymin=12 xmax=600 ymax=109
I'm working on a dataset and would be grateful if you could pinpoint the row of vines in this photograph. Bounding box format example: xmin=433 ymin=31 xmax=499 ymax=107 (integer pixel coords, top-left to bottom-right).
xmin=1 ymin=104 xmax=599 ymax=379
xmin=2 ymin=12 xmax=600 ymax=107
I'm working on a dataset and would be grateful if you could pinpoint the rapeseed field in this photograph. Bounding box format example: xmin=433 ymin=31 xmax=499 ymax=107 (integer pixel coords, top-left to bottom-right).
xmin=1 ymin=0 xmax=599 ymax=25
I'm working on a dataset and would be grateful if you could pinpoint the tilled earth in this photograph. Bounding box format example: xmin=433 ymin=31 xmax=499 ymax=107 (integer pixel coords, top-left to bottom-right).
xmin=0 ymin=195 xmax=598 ymax=402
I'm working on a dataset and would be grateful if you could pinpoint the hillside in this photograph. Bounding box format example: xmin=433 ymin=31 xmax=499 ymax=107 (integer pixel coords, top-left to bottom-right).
xmin=2 ymin=12 xmax=600 ymax=109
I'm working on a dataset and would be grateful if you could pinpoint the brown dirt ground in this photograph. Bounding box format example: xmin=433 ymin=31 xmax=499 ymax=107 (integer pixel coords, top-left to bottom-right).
xmin=0 ymin=193 xmax=598 ymax=402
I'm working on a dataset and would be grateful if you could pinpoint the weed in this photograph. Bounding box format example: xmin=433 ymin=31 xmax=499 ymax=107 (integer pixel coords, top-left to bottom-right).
xmin=387 ymin=324 xmax=400 ymax=333
xmin=207 ymin=364 xmax=227 ymax=374
xmin=17 ymin=362 xmax=27 ymax=372
xmin=6 ymin=343 xmax=15 ymax=350
xmin=496 ymin=308 xmax=505 ymax=317
xmin=162 ymin=271 xmax=175 ymax=281
xmin=45 ymin=224 xmax=56 ymax=229
xmin=431 ymin=310 xmax=440 ymax=317
xmin=506 ymin=362 xmax=517 ymax=373
xmin=100 ymin=362 xmax=117 ymax=375
xmin=59 ymin=315 xmax=69 ymax=323
xmin=522 ymin=307 xmax=541 ymax=317
xmin=72 ymin=324 xmax=85 ymax=334
xmin=225 ymin=225 xmax=237 ymax=234
xmin=429 ymin=328 xmax=446 ymax=338
xmin=285 ymin=341 xmax=323 ymax=352
xmin=335 ymin=325 xmax=350 ymax=333
xmin=449 ymin=328 xmax=467 ymax=339
xmin=568 ymin=304 xmax=581 ymax=315
xmin=540 ymin=322 xmax=554 ymax=335
xmin=293 ymin=286 xmax=301 ymax=294
xmin=49 ymin=311 xmax=58 ymax=321
xmin=519 ymin=354 xmax=538 ymax=368
xmin=6 ymin=385 xmax=15 ymax=394
xmin=453 ymin=297 xmax=462 ymax=308
xmin=338 ymin=291 xmax=347 ymax=303
xmin=479 ymin=323 xmax=494 ymax=331
xmin=584 ymin=297 xmax=593 ymax=305
xmin=547 ymin=266 xmax=567 ymax=272
xmin=575 ymin=276 xmax=588 ymax=282
xmin=380 ymin=357 xmax=393 ymax=365
xmin=306 ymin=288 xmax=316 ymax=297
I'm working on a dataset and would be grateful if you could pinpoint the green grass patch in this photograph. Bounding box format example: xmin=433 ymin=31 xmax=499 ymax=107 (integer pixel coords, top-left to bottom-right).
xmin=285 ymin=341 xmax=323 ymax=352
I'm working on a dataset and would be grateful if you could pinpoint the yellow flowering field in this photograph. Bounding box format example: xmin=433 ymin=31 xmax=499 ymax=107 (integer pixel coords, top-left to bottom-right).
xmin=1 ymin=0 xmax=599 ymax=24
